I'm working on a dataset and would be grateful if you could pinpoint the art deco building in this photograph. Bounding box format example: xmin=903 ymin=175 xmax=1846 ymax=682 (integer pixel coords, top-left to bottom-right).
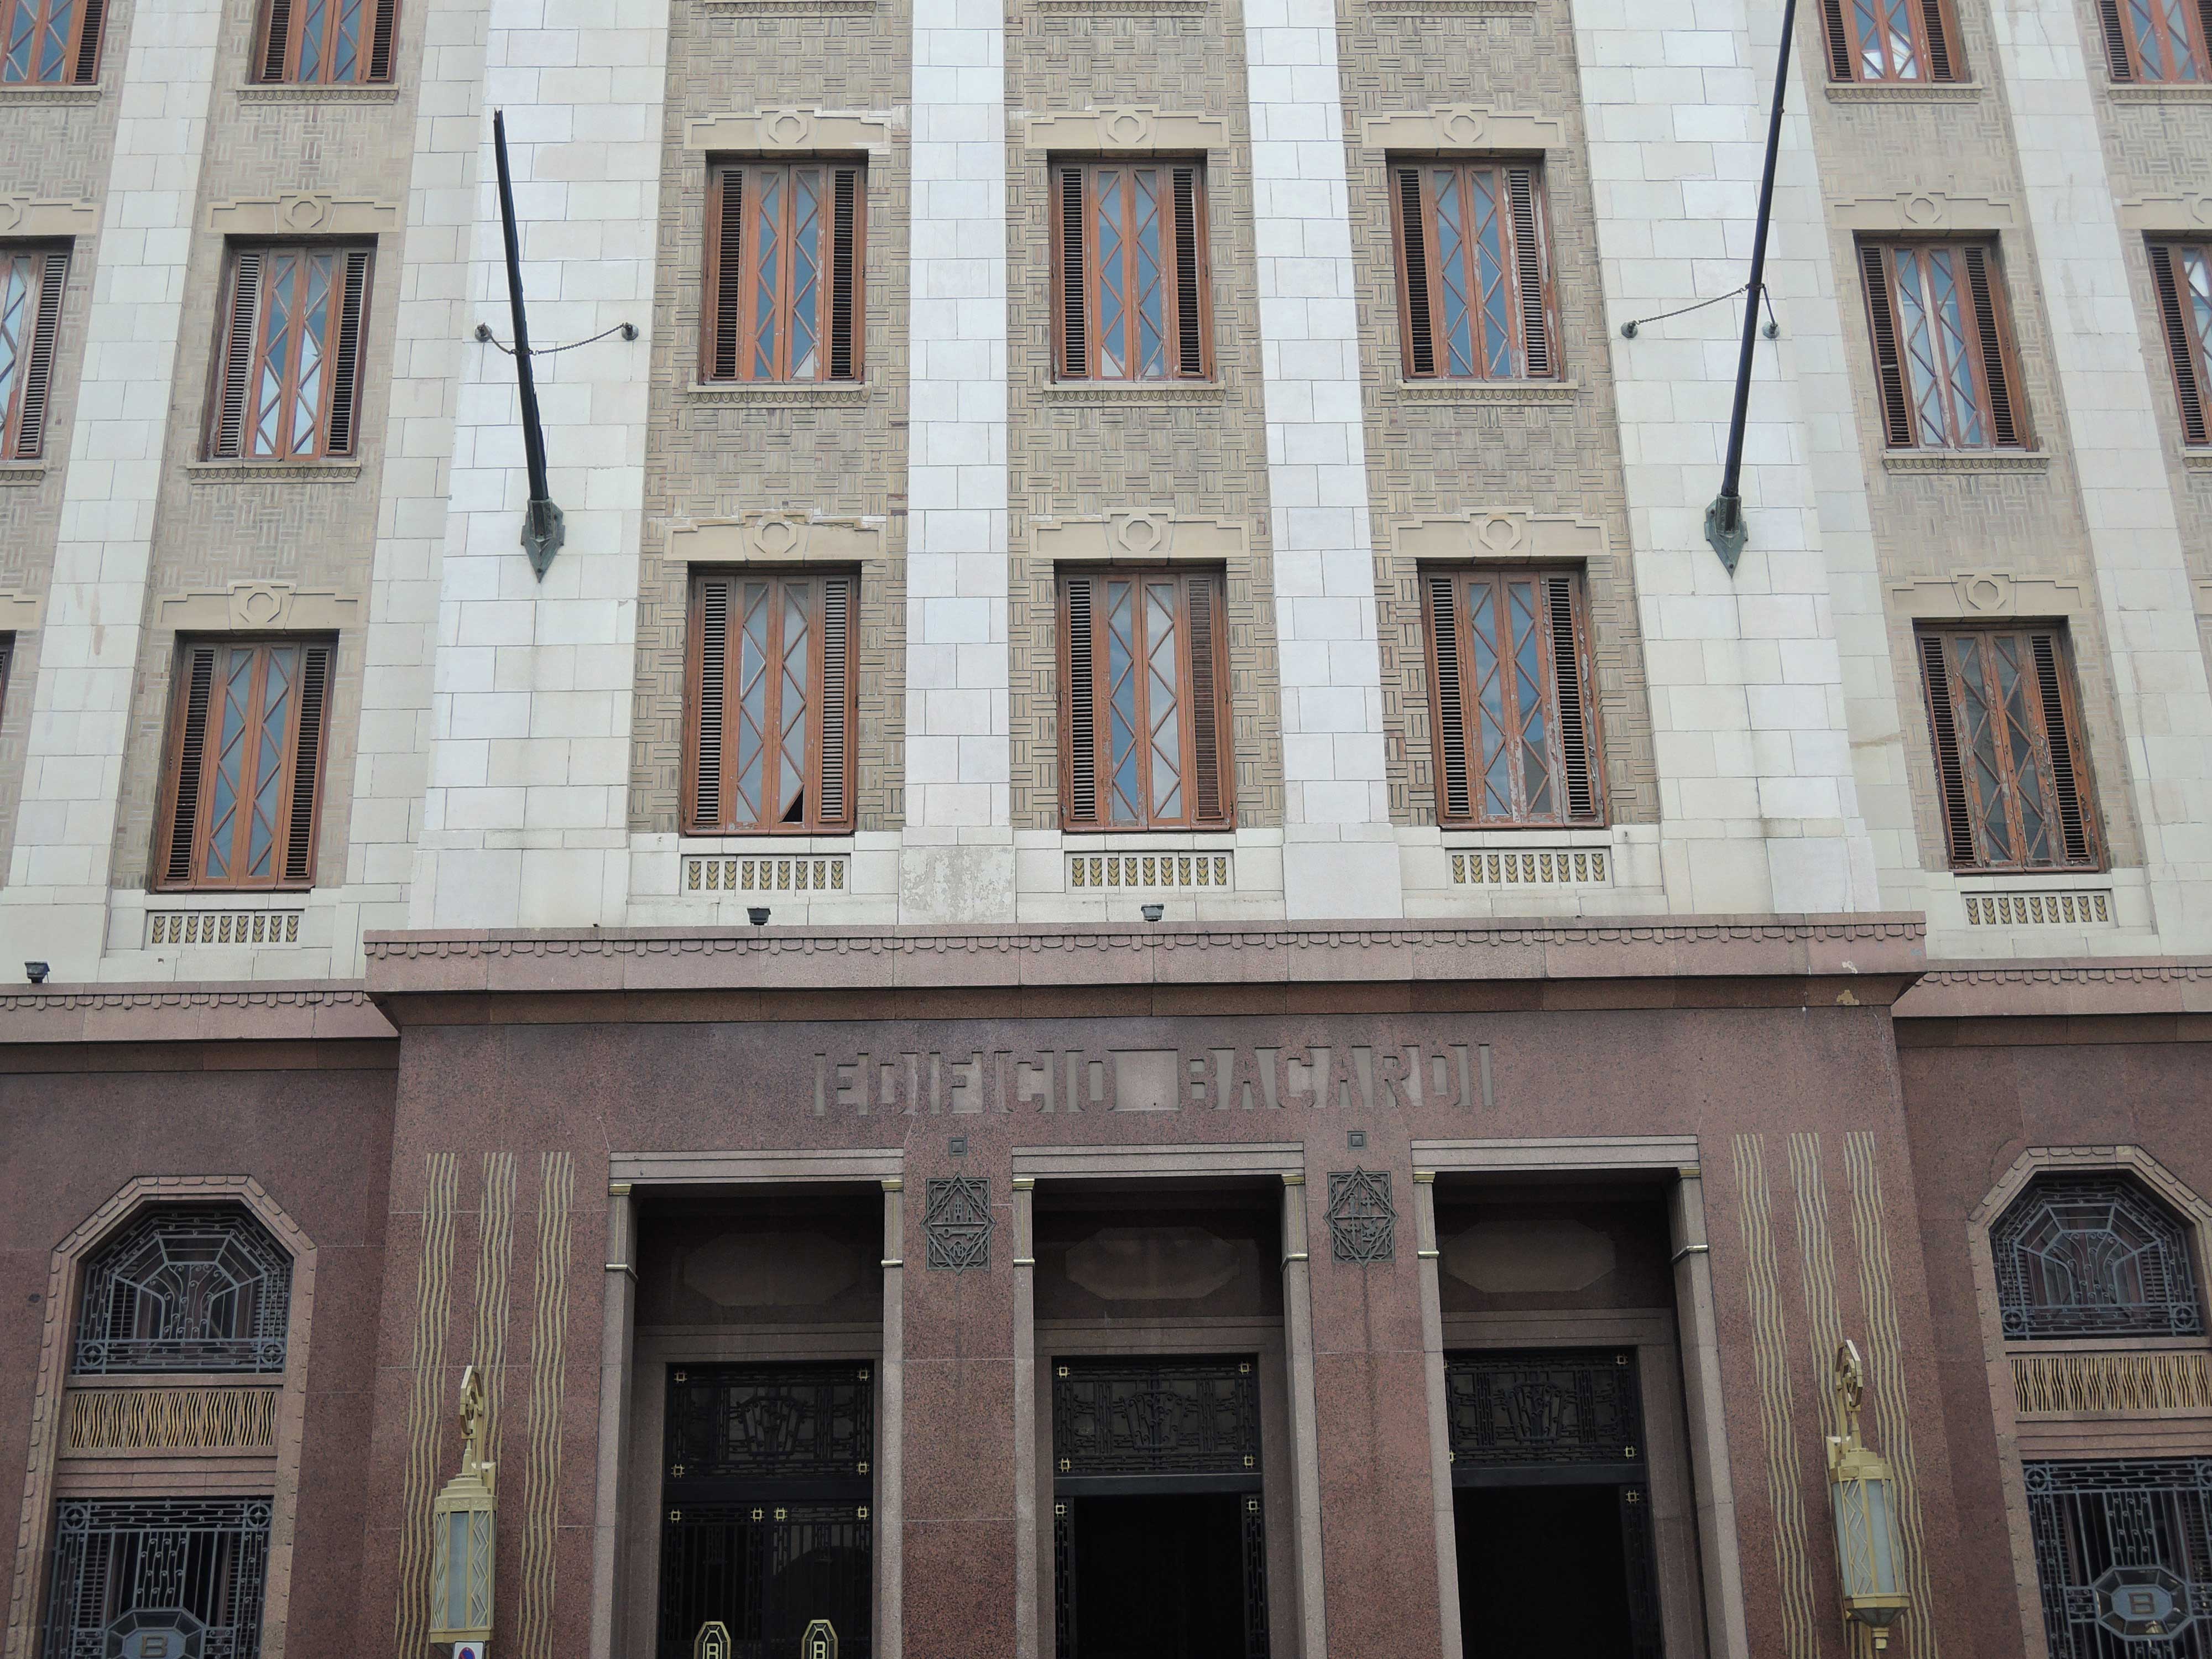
xmin=2 ymin=0 xmax=2210 ymax=1648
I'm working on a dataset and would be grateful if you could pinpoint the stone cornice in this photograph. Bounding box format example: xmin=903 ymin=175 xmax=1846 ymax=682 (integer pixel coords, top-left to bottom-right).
xmin=0 ymin=983 xmax=394 ymax=1046
xmin=1896 ymin=958 xmax=2212 ymax=1023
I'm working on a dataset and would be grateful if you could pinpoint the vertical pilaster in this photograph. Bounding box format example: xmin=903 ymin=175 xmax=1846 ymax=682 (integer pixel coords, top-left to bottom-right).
xmin=1280 ymin=1173 xmax=1328 ymax=1658
xmin=1240 ymin=0 xmax=1399 ymax=920
xmin=587 ymin=1182 xmax=636 ymax=1659
xmin=900 ymin=0 xmax=1014 ymax=922
xmin=1670 ymin=1165 xmax=1750 ymax=1659
xmin=1411 ymin=1171 xmax=1460 ymax=1659
xmin=0 ymin=0 xmax=225 ymax=979
xmin=1986 ymin=0 xmax=2212 ymax=951
xmin=1564 ymin=0 xmax=1878 ymax=916
xmin=1010 ymin=1177 xmax=1038 ymax=1659
xmin=408 ymin=0 xmax=665 ymax=929
xmin=879 ymin=1177 xmax=906 ymax=1659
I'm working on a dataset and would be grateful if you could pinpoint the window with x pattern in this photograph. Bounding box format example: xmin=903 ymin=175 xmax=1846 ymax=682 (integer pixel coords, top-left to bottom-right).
xmin=0 ymin=0 xmax=103 ymax=84
xmin=701 ymin=162 xmax=865 ymax=384
xmin=253 ymin=0 xmax=395 ymax=83
xmin=0 ymin=247 xmax=67 ymax=461
xmin=206 ymin=244 xmax=373 ymax=461
xmin=1052 ymin=160 xmax=1212 ymax=382
xmin=155 ymin=639 xmax=335 ymax=891
xmin=2092 ymin=0 xmax=2212 ymax=79
xmin=1058 ymin=568 xmax=1233 ymax=831
xmin=684 ymin=571 xmax=855 ymax=834
xmin=1423 ymin=567 xmax=1603 ymax=828
xmin=1390 ymin=160 xmax=1557 ymax=381
xmin=2148 ymin=242 xmax=2212 ymax=445
xmin=1858 ymin=241 xmax=2027 ymax=450
xmin=1916 ymin=624 xmax=2100 ymax=873
xmin=1817 ymin=0 xmax=1964 ymax=79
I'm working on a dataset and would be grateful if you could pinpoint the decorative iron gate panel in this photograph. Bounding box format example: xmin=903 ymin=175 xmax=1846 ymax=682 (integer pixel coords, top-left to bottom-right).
xmin=2026 ymin=1458 xmax=2212 ymax=1655
xmin=41 ymin=1496 xmax=271 ymax=1659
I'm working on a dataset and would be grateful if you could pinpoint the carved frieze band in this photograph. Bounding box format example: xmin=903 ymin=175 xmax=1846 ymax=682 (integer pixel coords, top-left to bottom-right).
xmin=2117 ymin=192 xmax=2212 ymax=231
xmin=1031 ymin=511 xmax=1249 ymax=563
xmin=154 ymin=585 xmax=361 ymax=634
xmin=667 ymin=514 xmax=888 ymax=565
xmin=205 ymin=194 xmax=399 ymax=236
xmin=1829 ymin=190 xmax=2016 ymax=233
xmin=1387 ymin=509 xmax=1609 ymax=562
xmin=1884 ymin=571 xmax=2086 ymax=620
xmin=1355 ymin=107 xmax=1564 ymax=152
xmin=1022 ymin=109 xmax=1229 ymax=152
xmin=684 ymin=110 xmax=894 ymax=154
xmin=0 ymin=196 xmax=96 ymax=237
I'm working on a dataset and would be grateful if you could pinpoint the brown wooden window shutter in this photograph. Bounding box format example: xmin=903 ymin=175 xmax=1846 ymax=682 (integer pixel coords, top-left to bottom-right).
xmin=0 ymin=247 xmax=68 ymax=461
xmin=700 ymin=162 xmax=866 ymax=384
xmin=1058 ymin=567 xmax=1234 ymax=831
xmin=1 ymin=0 xmax=106 ymax=84
xmin=684 ymin=570 xmax=858 ymax=834
xmin=1051 ymin=160 xmax=1213 ymax=382
xmin=1391 ymin=160 xmax=1558 ymax=381
xmin=255 ymin=0 xmax=397 ymax=84
xmin=207 ymin=243 xmax=374 ymax=460
xmin=1860 ymin=240 xmax=2026 ymax=450
xmin=156 ymin=638 xmax=335 ymax=890
xmin=2095 ymin=0 xmax=2212 ymax=77
xmin=2148 ymin=242 xmax=2211 ymax=446
xmin=1423 ymin=566 xmax=1604 ymax=828
xmin=1916 ymin=624 xmax=2100 ymax=873
xmin=1822 ymin=0 xmax=1963 ymax=80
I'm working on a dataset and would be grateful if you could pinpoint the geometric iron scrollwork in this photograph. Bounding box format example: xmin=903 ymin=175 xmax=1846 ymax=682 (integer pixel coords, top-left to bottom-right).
xmin=1443 ymin=1348 xmax=1645 ymax=1473
xmin=1992 ymin=1175 xmax=2205 ymax=1341
xmin=1051 ymin=1355 xmax=1261 ymax=1479
xmin=2025 ymin=1458 xmax=2212 ymax=1652
xmin=41 ymin=1497 xmax=272 ymax=1659
xmin=924 ymin=1176 xmax=993 ymax=1272
xmin=73 ymin=1205 xmax=292 ymax=1375
xmin=664 ymin=1363 xmax=874 ymax=1489
xmin=1326 ymin=1168 xmax=1395 ymax=1264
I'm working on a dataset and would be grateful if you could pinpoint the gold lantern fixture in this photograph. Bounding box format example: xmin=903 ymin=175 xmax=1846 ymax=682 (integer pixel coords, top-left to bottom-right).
xmin=1827 ymin=1340 xmax=1909 ymax=1651
xmin=429 ymin=1365 xmax=497 ymax=1649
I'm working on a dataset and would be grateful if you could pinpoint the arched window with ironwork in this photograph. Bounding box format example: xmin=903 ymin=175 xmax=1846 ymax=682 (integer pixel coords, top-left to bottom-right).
xmin=72 ymin=1204 xmax=293 ymax=1374
xmin=1990 ymin=1174 xmax=2204 ymax=1340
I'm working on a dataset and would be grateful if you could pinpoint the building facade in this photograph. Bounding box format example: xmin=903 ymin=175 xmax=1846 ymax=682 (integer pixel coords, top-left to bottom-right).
xmin=1 ymin=0 xmax=2210 ymax=1650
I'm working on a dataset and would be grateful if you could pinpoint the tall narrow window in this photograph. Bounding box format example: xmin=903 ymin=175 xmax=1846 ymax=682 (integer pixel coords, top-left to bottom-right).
xmin=155 ymin=638 xmax=335 ymax=891
xmin=1818 ymin=0 xmax=1963 ymax=80
xmin=206 ymin=244 xmax=373 ymax=461
xmin=0 ymin=246 xmax=66 ymax=461
xmin=1858 ymin=240 xmax=2027 ymax=450
xmin=1390 ymin=160 xmax=1557 ymax=381
xmin=685 ymin=571 xmax=856 ymax=834
xmin=2148 ymin=241 xmax=2212 ymax=446
xmin=701 ymin=162 xmax=865 ymax=385
xmin=0 ymin=0 xmax=103 ymax=84
xmin=253 ymin=0 xmax=397 ymax=84
xmin=1052 ymin=160 xmax=1212 ymax=382
xmin=1059 ymin=567 xmax=1233 ymax=831
xmin=1423 ymin=567 xmax=1603 ymax=828
xmin=1916 ymin=624 xmax=2100 ymax=873
xmin=2093 ymin=0 xmax=2212 ymax=80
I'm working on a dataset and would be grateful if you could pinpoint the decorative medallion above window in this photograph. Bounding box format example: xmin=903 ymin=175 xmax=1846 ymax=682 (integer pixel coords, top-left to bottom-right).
xmin=73 ymin=1205 xmax=292 ymax=1374
xmin=1991 ymin=1175 xmax=2203 ymax=1340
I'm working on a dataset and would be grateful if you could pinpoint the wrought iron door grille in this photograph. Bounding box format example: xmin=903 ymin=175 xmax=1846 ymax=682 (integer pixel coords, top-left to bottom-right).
xmin=665 ymin=1364 xmax=874 ymax=1495
xmin=1444 ymin=1348 xmax=1645 ymax=1475
xmin=41 ymin=1497 xmax=272 ymax=1659
xmin=658 ymin=1503 xmax=872 ymax=1659
xmin=73 ymin=1207 xmax=291 ymax=1375
xmin=1994 ymin=1176 xmax=2205 ymax=1340
xmin=1619 ymin=1485 xmax=1663 ymax=1659
xmin=2027 ymin=1459 xmax=2212 ymax=1655
xmin=1051 ymin=1357 xmax=1261 ymax=1479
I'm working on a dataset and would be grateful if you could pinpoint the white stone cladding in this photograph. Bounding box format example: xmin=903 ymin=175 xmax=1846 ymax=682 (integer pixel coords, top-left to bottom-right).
xmin=408 ymin=0 xmax=669 ymax=929
xmin=0 ymin=0 xmax=225 ymax=981
xmin=1241 ymin=0 xmax=1402 ymax=919
xmin=900 ymin=0 xmax=1016 ymax=922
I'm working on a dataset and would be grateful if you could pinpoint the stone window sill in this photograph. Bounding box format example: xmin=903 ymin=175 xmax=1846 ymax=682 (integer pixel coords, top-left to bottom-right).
xmin=0 ymin=462 xmax=48 ymax=486
xmin=1881 ymin=448 xmax=2049 ymax=474
xmin=2183 ymin=450 xmax=2212 ymax=472
xmin=1824 ymin=80 xmax=1984 ymax=100
xmin=235 ymin=81 xmax=403 ymax=103
xmin=703 ymin=0 xmax=877 ymax=11
xmin=683 ymin=379 xmax=871 ymax=404
xmin=1364 ymin=0 xmax=1535 ymax=12
xmin=185 ymin=459 xmax=364 ymax=484
xmin=1038 ymin=380 xmax=1228 ymax=405
xmin=2109 ymin=82 xmax=2212 ymax=101
xmin=1392 ymin=377 xmax=1579 ymax=404
xmin=1033 ymin=0 xmax=1207 ymax=11
xmin=0 ymin=81 xmax=101 ymax=102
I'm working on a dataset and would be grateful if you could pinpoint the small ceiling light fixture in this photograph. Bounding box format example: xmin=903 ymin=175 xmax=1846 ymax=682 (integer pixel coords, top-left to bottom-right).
xmin=748 ymin=907 xmax=770 ymax=927
xmin=1827 ymin=1340 xmax=1910 ymax=1649
xmin=23 ymin=961 xmax=48 ymax=985
xmin=1141 ymin=903 xmax=1164 ymax=922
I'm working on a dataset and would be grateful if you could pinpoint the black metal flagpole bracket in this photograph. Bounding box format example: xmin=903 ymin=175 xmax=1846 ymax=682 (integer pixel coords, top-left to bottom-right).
xmin=1704 ymin=0 xmax=1799 ymax=575
xmin=492 ymin=108 xmax=565 ymax=580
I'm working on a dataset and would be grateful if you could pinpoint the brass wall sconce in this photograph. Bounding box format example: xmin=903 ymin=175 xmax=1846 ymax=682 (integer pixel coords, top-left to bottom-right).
xmin=430 ymin=1365 xmax=497 ymax=1649
xmin=1827 ymin=1340 xmax=1909 ymax=1651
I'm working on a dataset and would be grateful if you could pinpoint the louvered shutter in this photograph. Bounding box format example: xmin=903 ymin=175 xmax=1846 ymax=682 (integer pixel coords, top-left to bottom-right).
xmin=830 ymin=166 xmax=861 ymax=382
xmin=1959 ymin=246 xmax=2022 ymax=446
xmin=211 ymin=251 xmax=264 ymax=460
xmin=1920 ymin=0 xmax=1959 ymax=79
xmin=2148 ymin=244 xmax=2209 ymax=446
xmin=1859 ymin=244 xmax=1915 ymax=446
xmin=324 ymin=248 xmax=371 ymax=456
xmin=2094 ymin=0 xmax=2135 ymax=76
xmin=1396 ymin=168 xmax=1437 ymax=378
xmin=1546 ymin=575 xmax=1600 ymax=822
xmin=11 ymin=251 xmax=67 ymax=461
xmin=1062 ymin=575 xmax=1099 ymax=826
xmin=816 ymin=574 xmax=853 ymax=828
xmin=1426 ymin=574 xmax=1472 ymax=823
xmin=259 ymin=0 xmax=293 ymax=80
xmin=367 ymin=0 xmax=397 ymax=81
xmin=690 ymin=576 xmax=731 ymax=831
xmin=707 ymin=169 xmax=745 ymax=381
xmin=71 ymin=0 xmax=105 ymax=82
xmin=1185 ymin=571 xmax=1230 ymax=826
xmin=1506 ymin=168 xmax=1553 ymax=378
xmin=163 ymin=646 xmax=220 ymax=885
xmin=281 ymin=643 xmax=331 ymax=884
xmin=2029 ymin=631 xmax=2095 ymax=867
xmin=1918 ymin=633 xmax=1978 ymax=867
xmin=1820 ymin=0 xmax=1855 ymax=76
xmin=1058 ymin=168 xmax=1088 ymax=378
xmin=1172 ymin=165 xmax=1206 ymax=378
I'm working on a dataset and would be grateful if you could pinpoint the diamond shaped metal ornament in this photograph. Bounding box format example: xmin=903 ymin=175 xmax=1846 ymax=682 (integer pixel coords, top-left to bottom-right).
xmin=1327 ymin=1168 xmax=1396 ymax=1264
xmin=925 ymin=1175 xmax=993 ymax=1271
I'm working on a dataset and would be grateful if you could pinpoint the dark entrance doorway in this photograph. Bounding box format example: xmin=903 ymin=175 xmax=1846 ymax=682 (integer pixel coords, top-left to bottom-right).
xmin=1051 ymin=1356 xmax=1269 ymax=1659
xmin=658 ymin=1363 xmax=874 ymax=1659
xmin=1444 ymin=1349 xmax=1662 ymax=1659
